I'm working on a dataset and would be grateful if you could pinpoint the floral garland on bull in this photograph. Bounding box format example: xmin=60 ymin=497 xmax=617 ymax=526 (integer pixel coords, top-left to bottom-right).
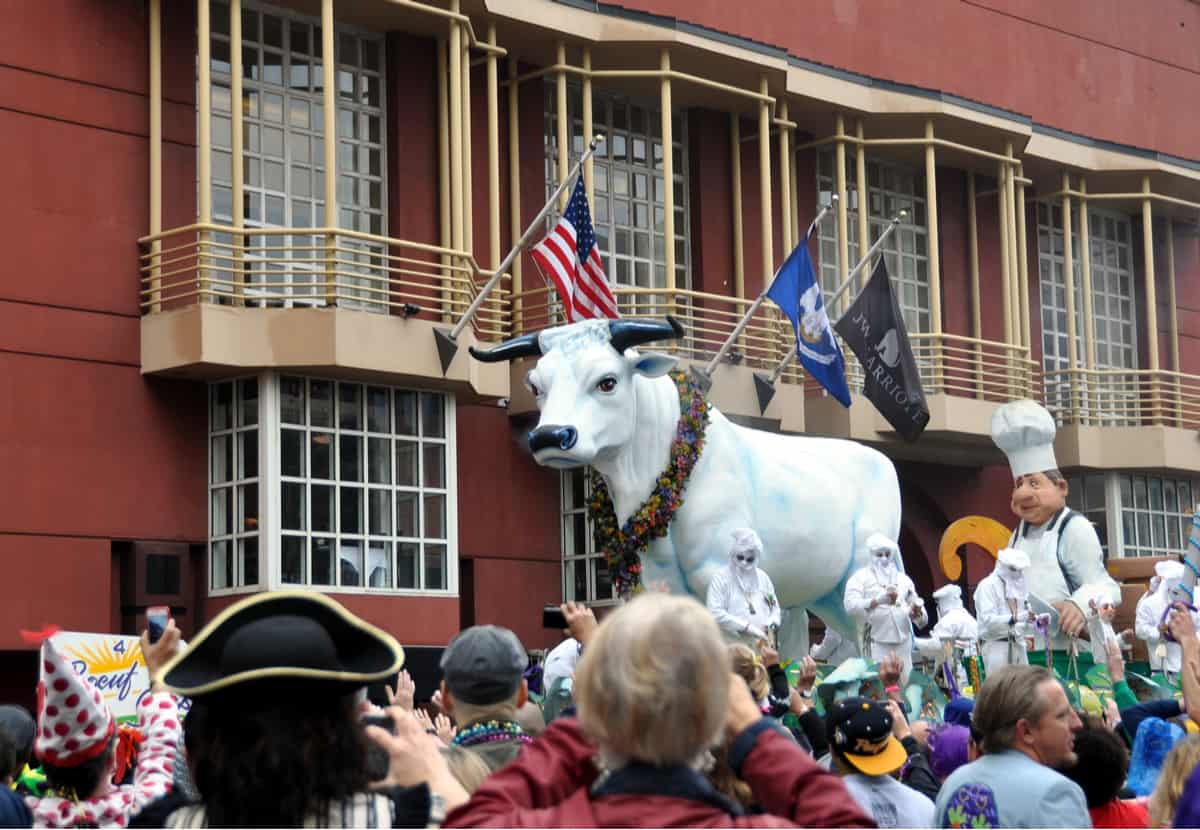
xmin=587 ymin=370 xmax=709 ymax=596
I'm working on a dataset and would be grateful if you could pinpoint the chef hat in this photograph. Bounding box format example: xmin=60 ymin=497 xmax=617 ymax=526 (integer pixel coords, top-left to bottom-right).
xmin=991 ymin=400 xmax=1058 ymax=479
xmin=997 ymin=548 xmax=1031 ymax=571
xmin=729 ymin=528 xmax=763 ymax=556
xmin=932 ymin=585 xmax=962 ymax=603
xmin=866 ymin=534 xmax=899 ymax=556
xmin=34 ymin=635 xmax=115 ymax=767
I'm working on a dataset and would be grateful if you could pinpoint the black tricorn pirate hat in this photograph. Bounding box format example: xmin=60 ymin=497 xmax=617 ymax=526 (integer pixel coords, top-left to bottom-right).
xmin=160 ymin=590 xmax=404 ymax=697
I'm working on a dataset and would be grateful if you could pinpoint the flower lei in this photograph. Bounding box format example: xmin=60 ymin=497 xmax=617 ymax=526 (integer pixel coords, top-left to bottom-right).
xmin=452 ymin=719 xmax=532 ymax=748
xmin=587 ymin=371 xmax=710 ymax=596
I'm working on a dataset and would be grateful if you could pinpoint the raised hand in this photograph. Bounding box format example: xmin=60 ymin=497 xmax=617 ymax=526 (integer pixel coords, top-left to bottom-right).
xmin=386 ymin=669 xmax=416 ymax=713
xmin=434 ymin=713 xmax=456 ymax=745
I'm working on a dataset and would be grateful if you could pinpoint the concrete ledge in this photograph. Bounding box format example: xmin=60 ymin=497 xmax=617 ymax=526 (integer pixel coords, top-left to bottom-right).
xmin=140 ymin=305 xmax=509 ymax=401
xmin=1056 ymin=423 xmax=1200 ymax=474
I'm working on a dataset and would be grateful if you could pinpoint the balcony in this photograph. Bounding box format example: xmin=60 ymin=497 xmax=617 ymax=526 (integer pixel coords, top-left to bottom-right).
xmin=1045 ymin=368 xmax=1200 ymax=473
xmin=137 ymin=223 xmax=510 ymax=399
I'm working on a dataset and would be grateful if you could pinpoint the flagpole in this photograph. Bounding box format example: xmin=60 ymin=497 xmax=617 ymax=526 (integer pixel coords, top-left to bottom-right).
xmin=448 ymin=135 xmax=605 ymax=342
xmin=766 ymin=210 xmax=906 ymax=385
xmin=696 ymin=197 xmax=837 ymax=384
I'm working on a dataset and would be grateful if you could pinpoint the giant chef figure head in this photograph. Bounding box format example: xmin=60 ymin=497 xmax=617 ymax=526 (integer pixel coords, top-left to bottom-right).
xmin=991 ymin=400 xmax=1068 ymax=528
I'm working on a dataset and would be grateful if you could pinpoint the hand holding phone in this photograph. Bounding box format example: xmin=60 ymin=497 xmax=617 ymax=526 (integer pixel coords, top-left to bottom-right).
xmin=542 ymin=604 xmax=568 ymax=630
xmin=147 ymin=606 xmax=170 ymax=644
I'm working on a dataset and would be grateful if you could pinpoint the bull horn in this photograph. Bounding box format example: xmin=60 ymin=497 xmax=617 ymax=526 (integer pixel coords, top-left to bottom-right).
xmin=608 ymin=316 xmax=685 ymax=354
xmin=468 ymin=332 xmax=543 ymax=363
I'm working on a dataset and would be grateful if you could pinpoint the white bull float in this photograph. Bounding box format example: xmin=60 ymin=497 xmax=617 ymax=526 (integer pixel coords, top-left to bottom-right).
xmin=471 ymin=316 xmax=902 ymax=657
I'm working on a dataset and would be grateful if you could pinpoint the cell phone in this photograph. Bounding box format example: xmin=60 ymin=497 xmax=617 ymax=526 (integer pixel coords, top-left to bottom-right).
xmin=147 ymin=606 xmax=170 ymax=644
xmin=543 ymin=604 xmax=568 ymax=630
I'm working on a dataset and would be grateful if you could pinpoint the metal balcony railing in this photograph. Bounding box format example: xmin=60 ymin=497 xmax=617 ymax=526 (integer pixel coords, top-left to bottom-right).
xmin=137 ymin=224 xmax=509 ymax=342
xmin=1044 ymin=368 xmax=1200 ymax=429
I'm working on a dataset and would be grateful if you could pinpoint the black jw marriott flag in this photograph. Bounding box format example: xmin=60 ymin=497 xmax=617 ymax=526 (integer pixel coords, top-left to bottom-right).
xmin=834 ymin=258 xmax=930 ymax=441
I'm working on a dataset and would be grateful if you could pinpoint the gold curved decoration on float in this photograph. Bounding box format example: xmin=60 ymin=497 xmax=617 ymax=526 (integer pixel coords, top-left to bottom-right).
xmin=938 ymin=516 xmax=1013 ymax=581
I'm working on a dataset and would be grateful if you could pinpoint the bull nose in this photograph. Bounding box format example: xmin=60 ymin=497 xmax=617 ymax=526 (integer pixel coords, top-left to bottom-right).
xmin=529 ymin=424 xmax=578 ymax=453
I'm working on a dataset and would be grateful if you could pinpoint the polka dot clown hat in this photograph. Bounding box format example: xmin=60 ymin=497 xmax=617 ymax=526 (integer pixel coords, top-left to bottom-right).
xmin=34 ymin=634 xmax=115 ymax=767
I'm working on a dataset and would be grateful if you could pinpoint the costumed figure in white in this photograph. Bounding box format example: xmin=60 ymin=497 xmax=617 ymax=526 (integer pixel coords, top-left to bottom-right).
xmin=844 ymin=533 xmax=927 ymax=683
xmin=991 ymin=400 xmax=1121 ymax=649
xmin=706 ymin=528 xmax=782 ymax=647
xmin=975 ymin=548 xmax=1039 ymax=674
xmin=810 ymin=619 xmax=860 ymax=666
xmin=1134 ymin=560 xmax=1198 ymax=677
xmin=915 ymin=585 xmax=978 ymax=687
xmin=1084 ymin=592 xmax=1133 ymax=664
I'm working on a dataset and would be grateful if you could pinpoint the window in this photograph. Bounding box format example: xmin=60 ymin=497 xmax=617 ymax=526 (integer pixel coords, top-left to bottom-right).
xmin=1066 ymin=471 xmax=1196 ymax=558
xmin=816 ymin=151 xmax=930 ymax=333
xmin=278 ymin=377 xmax=455 ymax=592
xmin=561 ymin=469 xmax=615 ymax=605
xmin=209 ymin=378 xmax=261 ymax=590
xmin=544 ymin=83 xmax=691 ymax=315
xmin=1036 ymin=204 xmax=1137 ymax=419
xmin=208 ymin=373 xmax=456 ymax=595
xmin=206 ymin=1 xmax=385 ymax=308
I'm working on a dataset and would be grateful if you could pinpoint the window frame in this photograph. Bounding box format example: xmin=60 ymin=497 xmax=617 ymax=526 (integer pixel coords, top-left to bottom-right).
xmin=208 ymin=375 xmax=264 ymax=597
xmin=560 ymin=468 xmax=618 ymax=607
xmin=1067 ymin=470 xmax=1196 ymax=559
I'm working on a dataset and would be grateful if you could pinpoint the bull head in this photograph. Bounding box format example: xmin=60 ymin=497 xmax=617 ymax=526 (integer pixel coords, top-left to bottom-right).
xmin=470 ymin=316 xmax=685 ymax=467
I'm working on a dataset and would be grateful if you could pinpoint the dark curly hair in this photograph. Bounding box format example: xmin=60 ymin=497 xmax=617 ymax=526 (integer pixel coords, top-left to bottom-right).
xmin=1060 ymin=725 xmax=1129 ymax=809
xmin=184 ymin=686 xmax=370 ymax=826
xmin=42 ymin=736 xmax=115 ymax=801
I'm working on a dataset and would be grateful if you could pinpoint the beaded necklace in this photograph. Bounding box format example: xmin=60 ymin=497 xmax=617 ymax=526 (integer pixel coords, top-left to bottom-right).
xmin=452 ymin=719 xmax=533 ymax=748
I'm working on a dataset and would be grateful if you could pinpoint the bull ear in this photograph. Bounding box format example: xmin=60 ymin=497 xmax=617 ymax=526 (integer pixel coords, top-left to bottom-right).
xmin=631 ymin=352 xmax=677 ymax=378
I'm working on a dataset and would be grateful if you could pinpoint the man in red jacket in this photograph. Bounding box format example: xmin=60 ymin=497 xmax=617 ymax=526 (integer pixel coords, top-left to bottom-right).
xmin=444 ymin=593 xmax=873 ymax=828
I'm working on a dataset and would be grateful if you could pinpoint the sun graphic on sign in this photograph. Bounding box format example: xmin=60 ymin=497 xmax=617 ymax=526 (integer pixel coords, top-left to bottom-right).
xmin=64 ymin=641 xmax=143 ymax=674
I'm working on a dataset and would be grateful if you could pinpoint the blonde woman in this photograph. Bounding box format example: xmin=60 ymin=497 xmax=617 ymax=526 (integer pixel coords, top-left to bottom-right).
xmin=1149 ymin=735 xmax=1200 ymax=827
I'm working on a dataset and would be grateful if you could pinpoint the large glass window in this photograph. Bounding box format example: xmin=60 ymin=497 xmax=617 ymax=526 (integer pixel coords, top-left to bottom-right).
xmin=206 ymin=1 xmax=385 ymax=308
xmin=209 ymin=378 xmax=261 ymax=590
xmin=544 ymin=83 xmax=690 ymax=315
xmin=207 ymin=374 xmax=456 ymax=595
xmin=1067 ymin=471 xmax=1196 ymax=558
xmin=561 ymin=469 xmax=615 ymax=605
xmin=816 ymin=151 xmax=930 ymax=334
xmin=1037 ymin=204 xmax=1137 ymax=418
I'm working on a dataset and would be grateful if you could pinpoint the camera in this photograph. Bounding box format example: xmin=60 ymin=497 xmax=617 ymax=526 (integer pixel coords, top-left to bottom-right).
xmin=542 ymin=604 xmax=568 ymax=630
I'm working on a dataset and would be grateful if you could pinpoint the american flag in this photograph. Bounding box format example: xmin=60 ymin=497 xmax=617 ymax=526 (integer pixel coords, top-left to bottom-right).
xmin=530 ymin=176 xmax=619 ymax=322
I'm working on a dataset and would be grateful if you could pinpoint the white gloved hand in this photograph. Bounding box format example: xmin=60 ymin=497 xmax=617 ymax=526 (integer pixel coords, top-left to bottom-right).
xmin=746 ymin=625 xmax=767 ymax=641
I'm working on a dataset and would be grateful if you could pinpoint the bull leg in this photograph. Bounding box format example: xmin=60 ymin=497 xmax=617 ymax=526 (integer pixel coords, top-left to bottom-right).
xmin=778 ymin=607 xmax=811 ymax=663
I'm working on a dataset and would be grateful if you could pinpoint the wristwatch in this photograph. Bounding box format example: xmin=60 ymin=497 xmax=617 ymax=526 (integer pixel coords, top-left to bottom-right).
xmin=799 ymin=689 xmax=813 ymax=699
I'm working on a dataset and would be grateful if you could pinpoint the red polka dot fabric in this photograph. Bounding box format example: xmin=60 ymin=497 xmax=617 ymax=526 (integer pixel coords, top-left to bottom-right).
xmin=33 ymin=636 xmax=114 ymax=768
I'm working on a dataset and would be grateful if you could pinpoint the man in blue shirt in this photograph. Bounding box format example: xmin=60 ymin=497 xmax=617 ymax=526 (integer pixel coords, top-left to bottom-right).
xmin=935 ymin=665 xmax=1089 ymax=828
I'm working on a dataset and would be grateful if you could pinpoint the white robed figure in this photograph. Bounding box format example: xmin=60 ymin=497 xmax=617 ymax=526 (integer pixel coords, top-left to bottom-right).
xmin=843 ymin=534 xmax=927 ymax=683
xmin=706 ymin=528 xmax=781 ymax=647
xmin=915 ymin=585 xmax=978 ymax=686
xmin=1134 ymin=560 xmax=1200 ymax=676
xmin=810 ymin=620 xmax=860 ymax=666
xmin=1084 ymin=591 xmax=1133 ymax=664
xmin=975 ymin=548 xmax=1041 ymax=673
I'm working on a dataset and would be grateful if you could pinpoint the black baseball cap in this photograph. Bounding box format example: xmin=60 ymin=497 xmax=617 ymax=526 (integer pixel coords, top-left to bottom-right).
xmin=826 ymin=697 xmax=907 ymax=775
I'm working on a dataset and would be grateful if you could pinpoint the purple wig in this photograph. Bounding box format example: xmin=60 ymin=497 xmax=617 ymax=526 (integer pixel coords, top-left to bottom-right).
xmin=928 ymin=723 xmax=971 ymax=781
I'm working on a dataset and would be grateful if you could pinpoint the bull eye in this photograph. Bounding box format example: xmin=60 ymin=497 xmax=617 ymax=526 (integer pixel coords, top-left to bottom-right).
xmin=596 ymin=376 xmax=617 ymax=393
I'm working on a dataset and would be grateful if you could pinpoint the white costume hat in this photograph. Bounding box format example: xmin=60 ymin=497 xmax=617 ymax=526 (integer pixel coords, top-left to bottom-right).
xmin=730 ymin=528 xmax=763 ymax=556
xmin=1157 ymin=560 xmax=1185 ymax=581
xmin=866 ymin=534 xmax=900 ymax=556
xmin=932 ymin=584 xmax=962 ymax=602
xmin=991 ymin=400 xmax=1058 ymax=478
xmin=997 ymin=548 xmax=1031 ymax=571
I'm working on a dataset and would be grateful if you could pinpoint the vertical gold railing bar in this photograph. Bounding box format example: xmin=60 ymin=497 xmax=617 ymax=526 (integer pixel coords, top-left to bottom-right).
xmin=507 ymin=56 xmax=523 ymax=334
xmin=924 ymin=120 xmax=943 ymax=391
xmin=230 ymin=0 xmax=245 ymax=305
xmin=662 ymin=51 xmax=677 ymax=303
xmin=1168 ymin=218 xmax=1181 ymax=426
xmin=1142 ymin=175 xmax=1161 ymax=424
xmin=731 ymin=114 xmax=745 ymax=302
xmin=759 ymin=77 xmax=774 ymax=298
xmin=778 ymin=101 xmax=792 ymax=254
xmin=148 ymin=0 xmax=162 ymax=312
xmin=834 ymin=114 xmax=849 ymax=315
xmin=855 ymin=120 xmax=869 ymax=292
xmin=582 ymin=48 xmax=594 ymax=208
xmin=461 ymin=30 xmax=473 ymax=272
xmin=1004 ymin=143 xmax=1020 ymax=352
xmin=486 ymin=24 xmax=500 ymax=278
xmin=448 ymin=6 xmax=463 ymax=255
xmin=1078 ymin=177 xmax=1096 ymax=418
xmin=555 ymin=42 xmax=569 ymax=211
xmin=789 ymin=133 xmax=800 ymax=249
xmin=197 ymin=0 xmax=212 ymax=300
xmin=1062 ymin=173 xmax=1079 ymax=421
xmin=1016 ymin=163 xmax=1032 ymax=388
xmin=321 ymin=0 xmax=338 ymax=304
xmin=998 ymin=162 xmax=1012 ymax=347
xmin=967 ymin=171 xmax=982 ymax=399
xmin=437 ymin=39 xmax=451 ymax=319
